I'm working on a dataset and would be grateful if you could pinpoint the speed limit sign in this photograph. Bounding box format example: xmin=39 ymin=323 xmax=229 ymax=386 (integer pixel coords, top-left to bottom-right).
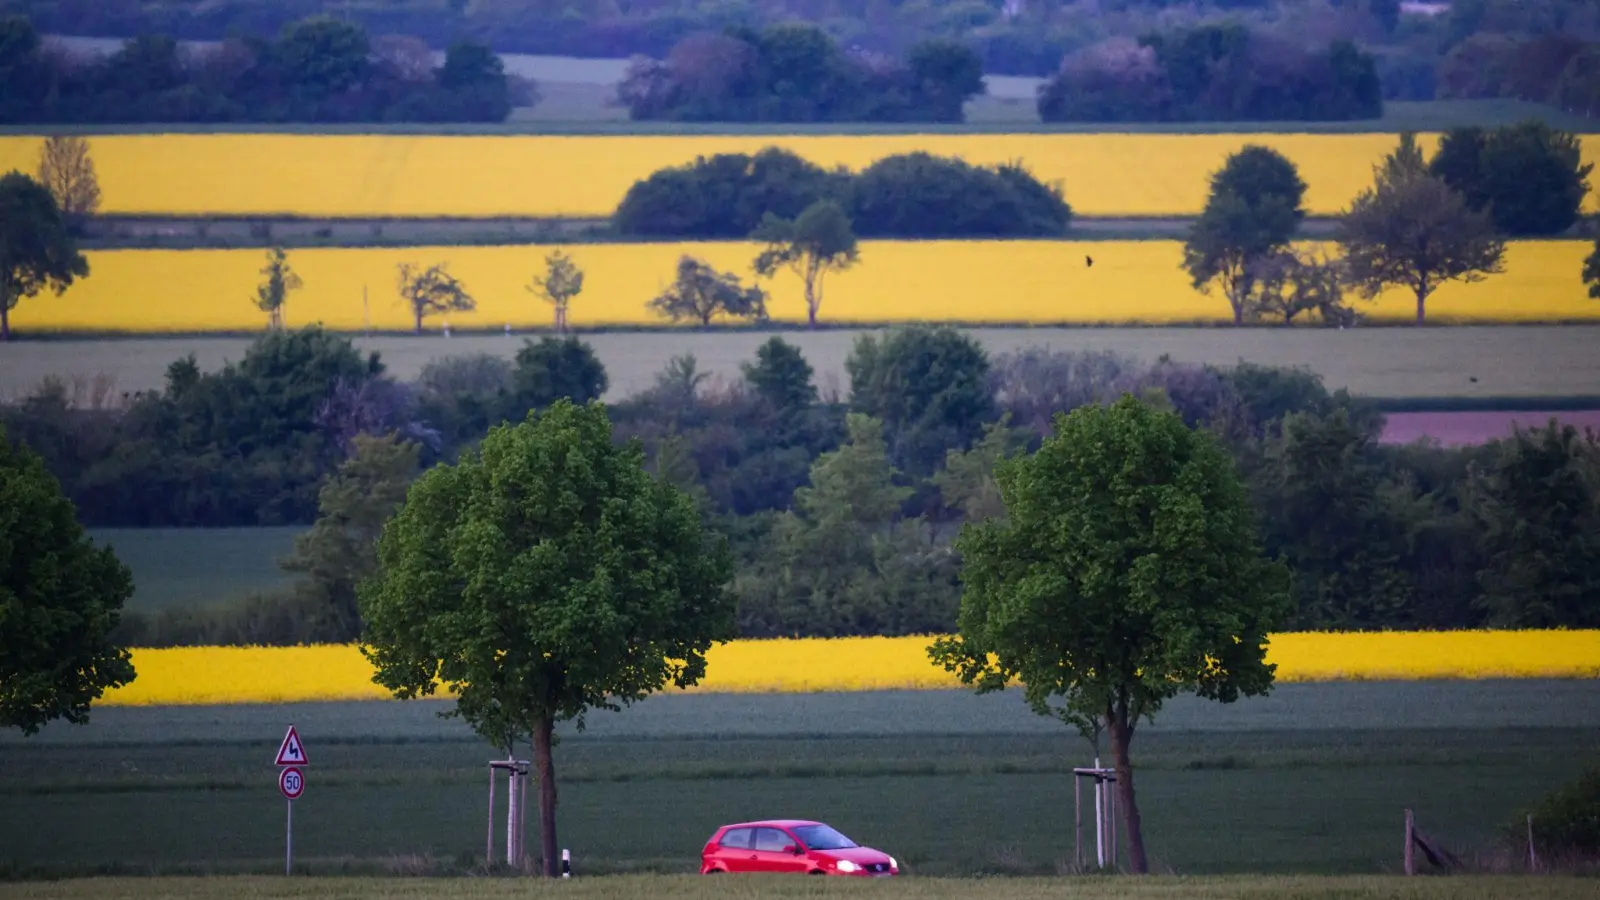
xmin=279 ymin=766 xmax=305 ymax=800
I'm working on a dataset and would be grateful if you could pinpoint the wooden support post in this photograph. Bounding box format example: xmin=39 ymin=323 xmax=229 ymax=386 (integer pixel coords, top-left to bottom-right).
xmin=1527 ymin=814 xmax=1537 ymax=872
xmin=1074 ymin=771 xmax=1082 ymax=870
xmin=1404 ymin=809 xmax=1415 ymax=876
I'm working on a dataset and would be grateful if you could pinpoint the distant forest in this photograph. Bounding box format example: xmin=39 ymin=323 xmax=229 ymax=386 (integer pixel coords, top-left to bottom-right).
xmin=4 ymin=0 xmax=1599 ymax=105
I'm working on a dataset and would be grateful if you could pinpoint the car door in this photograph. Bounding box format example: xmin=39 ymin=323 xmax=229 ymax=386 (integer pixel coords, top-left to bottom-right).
xmin=750 ymin=826 xmax=809 ymax=873
xmin=717 ymin=828 xmax=756 ymax=872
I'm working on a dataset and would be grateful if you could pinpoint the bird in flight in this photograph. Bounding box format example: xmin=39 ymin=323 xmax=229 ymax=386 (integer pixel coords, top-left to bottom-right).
xmin=1085 ymin=255 xmax=1094 ymax=267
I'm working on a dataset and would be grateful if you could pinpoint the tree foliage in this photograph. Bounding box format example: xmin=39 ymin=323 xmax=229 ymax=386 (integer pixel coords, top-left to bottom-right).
xmin=253 ymin=246 xmax=302 ymax=331
xmin=618 ymin=22 xmax=985 ymax=124
xmin=35 ymin=135 xmax=100 ymax=228
xmin=1468 ymin=421 xmax=1600 ymax=629
xmin=1040 ymin=25 xmax=1382 ymax=123
xmin=929 ymin=395 xmax=1290 ymax=873
xmin=1430 ymin=122 xmax=1593 ymax=236
xmin=280 ymin=433 xmax=419 ymax=642
xmin=741 ymin=336 xmax=817 ymax=414
xmin=648 ymin=256 xmax=768 ymax=327
xmin=507 ymin=336 xmax=610 ymax=417
xmin=527 ymin=250 xmax=584 ymax=334
xmin=0 ymin=427 xmax=136 ymax=735
xmin=0 ymin=170 xmax=88 ymax=340
xmin=360 ymin=400 xmax=734 ymax=876
xmin=752 ymin=200 xmax=859 ymax=328
xmin=1340 ymin=133 xmax=1505 ymax=325
xmin=613 ymin=147 xmax=1067 ymax=240
xmin=847 ymin=325 xmax=996 ymax=476
xmin=396 ymin=262 xmax=474 ymax=334
xmin=1183 ymin=146 xmax=1307 ymax=324
xmin=735 ymin=413 xmax=959 ymax=638
xmin=0 ymin=13 xmax=518 ymax=124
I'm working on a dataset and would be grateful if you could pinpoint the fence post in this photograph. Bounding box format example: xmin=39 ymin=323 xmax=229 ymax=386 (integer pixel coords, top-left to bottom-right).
xmin=1527 ymin=814 xmax=1537 ymax=872
xmin=1404 ymin=809 xmax=1415 ymax=876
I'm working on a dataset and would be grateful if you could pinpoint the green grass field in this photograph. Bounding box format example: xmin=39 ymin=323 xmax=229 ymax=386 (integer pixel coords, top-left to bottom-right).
xmin=86 ymin=528 xmax=301 ymax=611
xmin=9 ymin=326 xmax=1600 ymax=402
xmin=1 ymin=684 xmax=1596 ymax=878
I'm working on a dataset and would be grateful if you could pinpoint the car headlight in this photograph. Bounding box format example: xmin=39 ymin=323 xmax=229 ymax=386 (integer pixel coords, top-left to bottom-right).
xmin=889 ymin=856 xmax=899 ymax=870
xmin=835 ymin=860 xmax=861 ymax=872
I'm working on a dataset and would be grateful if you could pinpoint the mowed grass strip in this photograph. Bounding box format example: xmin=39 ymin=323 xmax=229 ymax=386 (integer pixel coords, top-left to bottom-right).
xmin=2 ymin=133 xmax=1598 ymax=219
xmin=8 ymin=326 xmax=1600 ymax=403
xmin=8 ymin=242 xmax=1596 ymax=334
xmin=2 ymin=876 xmax=1598 ymax=900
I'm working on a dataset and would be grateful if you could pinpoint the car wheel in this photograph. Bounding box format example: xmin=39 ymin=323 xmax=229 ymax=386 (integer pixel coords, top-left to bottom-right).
xmin=809 ymin=869 xmax=826 ymax=875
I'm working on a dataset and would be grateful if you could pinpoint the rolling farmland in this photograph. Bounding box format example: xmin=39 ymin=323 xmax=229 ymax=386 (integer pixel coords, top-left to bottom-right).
xmin=4 ymin=133 xmax=1599 ymax=219
xmin=8 ymin=241 xmax=1596 ymax=334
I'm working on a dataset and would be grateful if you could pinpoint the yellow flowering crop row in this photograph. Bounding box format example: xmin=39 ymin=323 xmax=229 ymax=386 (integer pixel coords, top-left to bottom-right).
xmin=101 ymin=631 xmax=1600 ymax=706
xmin=14 ymin=241 xmax=1598 ymax=333
xmin=2 ymin=134 xmax=1597 ymax=219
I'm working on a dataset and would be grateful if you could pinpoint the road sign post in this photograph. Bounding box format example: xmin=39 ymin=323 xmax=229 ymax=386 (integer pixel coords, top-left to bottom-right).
xmin=275 ymin=726 xmax=308 ymax=875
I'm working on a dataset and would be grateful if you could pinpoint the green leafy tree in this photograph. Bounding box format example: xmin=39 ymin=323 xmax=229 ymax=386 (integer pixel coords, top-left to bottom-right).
xmin=274 ymin=16 xmax=370 ymax=101
xmin=253 ymin=246 xmax=302 ymax=331
xmin=648 ymin=255 xmax=768 ymax=327
xmin=929 ymin=396 xmax=1290 ymax=873
xmin=905 ymin=38 xmax=985 ymax=123
xmin=737 ymin=413 xmax=959 ymax=637
xmin=396 ymin=262 xmax=474 ymax=335
xmin=436 ymin=40 xmax=512 ymax=120
xmin=741 ymin=336 xmax=817 ymax=414
xmin=506 ymin=336 xmax=609 ymax=417
xmin=847 ymin=325 xmax=995 ymax=475
xmin=753 ymin=199 xmax=859 ymax=328
xmin=932 ymin=417 xmax=1029 ymax=522
xmin=1256 ymin=408 xmax=1414 ymax=629
xmin=1430 ymin=122 xmax=1594 ymax=236
xmin=527 ymin=250 xmax=583 ymax=334
xmin=1339 ymin=133 xmax=1505 ymax=325
xmin=280 ymin=433 xmax=419 ymax=641
xmin=1183 ymin=146 xmax=1307 ymax=324
xmin=360 ymin=400 xmax=734 ymax=876
xmin=1 ymin=428 xmax=136 ymax=734
xmin=1468 ymin=421 xmax=1600 ymax=628
xmin=0 ymin=171 xmax=89 ymax=341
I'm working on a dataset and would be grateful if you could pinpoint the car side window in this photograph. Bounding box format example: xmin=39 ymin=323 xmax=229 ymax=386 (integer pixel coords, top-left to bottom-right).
xmin=720 ymin=828 xmax=753 ymax=850
xmin=753 ymin=827 xmax=792 ymax=852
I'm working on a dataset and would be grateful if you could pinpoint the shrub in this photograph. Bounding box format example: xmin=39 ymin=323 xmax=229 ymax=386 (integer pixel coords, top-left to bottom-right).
xmin=1514 ymin=767 xmax=1600 ymax=857
xmin=614 ymin=148 xmax=1069 ymax=239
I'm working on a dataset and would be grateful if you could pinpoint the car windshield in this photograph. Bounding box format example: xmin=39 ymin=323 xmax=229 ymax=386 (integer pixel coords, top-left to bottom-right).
xmin=791 ymin=825 xmax=858 ymax=851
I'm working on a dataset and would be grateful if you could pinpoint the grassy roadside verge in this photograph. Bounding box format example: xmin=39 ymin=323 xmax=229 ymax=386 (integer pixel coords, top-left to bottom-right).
xmin=1 ymin=874 xmax=1596 ymax=899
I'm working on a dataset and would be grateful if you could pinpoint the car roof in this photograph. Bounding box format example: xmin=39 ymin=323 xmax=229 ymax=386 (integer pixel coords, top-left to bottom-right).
xmin=720 ymin=819 xmax=824 ymax=830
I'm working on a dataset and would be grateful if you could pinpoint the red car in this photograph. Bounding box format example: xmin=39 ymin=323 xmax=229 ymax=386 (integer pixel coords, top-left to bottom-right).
xmin=700 ymin=819 xmax=900 ymax=876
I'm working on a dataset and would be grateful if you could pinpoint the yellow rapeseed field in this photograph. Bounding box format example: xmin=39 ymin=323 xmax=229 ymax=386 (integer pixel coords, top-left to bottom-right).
xmin=102 ymin=631 xmax=1600 ymax=706
xmin=3 ymin=134 xmax=1598 ymax=218
xmin=14 ymin=240 xmax=1599 ymax=333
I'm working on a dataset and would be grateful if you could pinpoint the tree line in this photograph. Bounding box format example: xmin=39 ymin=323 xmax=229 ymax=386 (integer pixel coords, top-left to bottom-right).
xmin=0 ymin=13 xmax=523 ymax=124
xmin=1039 ymin=23 xmax=1383 ymax=123
xmin=619 ymin=23 xmax=986 ymax=124
xmin=5 ymin=325 xmax=1597 ymax=650
xmin=613 ymin=147 xmax=1071 ymax=240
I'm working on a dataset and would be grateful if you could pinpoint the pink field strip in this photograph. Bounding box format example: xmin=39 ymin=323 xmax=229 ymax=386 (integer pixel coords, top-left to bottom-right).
xmin=1380 ymin=411 xmax=1600 ymax=446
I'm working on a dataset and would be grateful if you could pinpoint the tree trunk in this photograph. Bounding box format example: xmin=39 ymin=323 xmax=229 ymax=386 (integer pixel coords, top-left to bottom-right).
xmin=531 ymin=716 xmax=558 ymax=877
xmin=1107 ymin=706 xmax=1149 ymax=874
xmin=1 ymin=303 xmax=10 ymax=341
xmin=1414 ymin=286 xmax=1429 ymax=326
xmin=415 ymin=309 xmax=424 ymax=335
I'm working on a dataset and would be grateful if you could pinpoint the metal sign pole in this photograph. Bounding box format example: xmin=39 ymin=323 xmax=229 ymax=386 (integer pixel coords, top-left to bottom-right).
xmin=286 ymin=798 xmax=293 ymax=875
